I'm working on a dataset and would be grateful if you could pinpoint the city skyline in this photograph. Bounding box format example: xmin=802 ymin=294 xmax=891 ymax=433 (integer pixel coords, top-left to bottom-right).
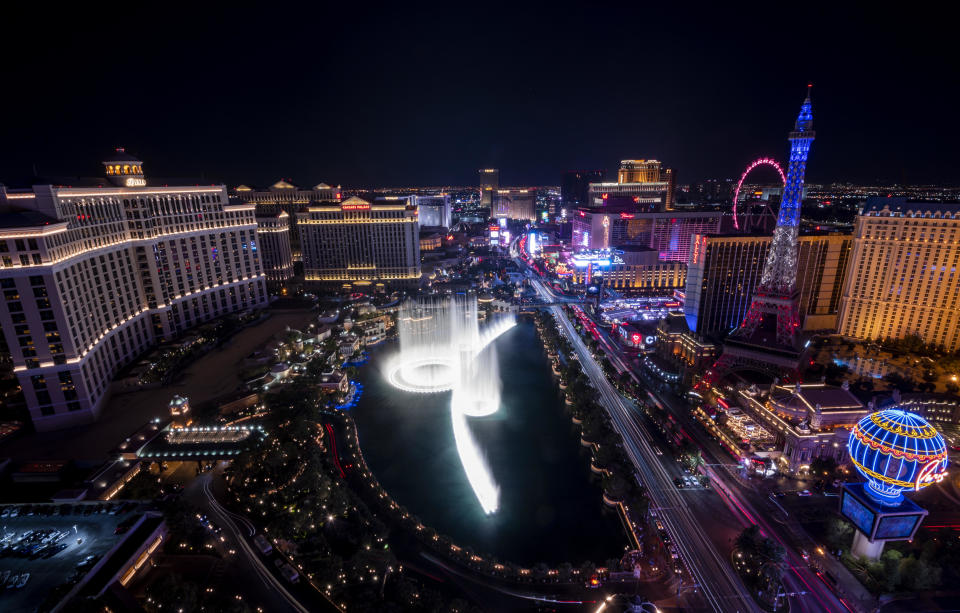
xmin=2 ymin=5 xmax=958 ymax=188
xmin=2 ymin=6 xmax=959 ymax=612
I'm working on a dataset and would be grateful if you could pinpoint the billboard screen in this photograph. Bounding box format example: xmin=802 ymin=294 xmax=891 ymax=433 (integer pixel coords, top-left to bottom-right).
xmin=875 ymin=514 xmax=922 ymax=540
xmin=841 ymin=490 xmax=876 ymax=535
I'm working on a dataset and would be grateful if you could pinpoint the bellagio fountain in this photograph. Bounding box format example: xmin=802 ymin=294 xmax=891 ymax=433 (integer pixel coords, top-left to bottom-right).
xmin=383 ymin=293 xmax=516 ymax=514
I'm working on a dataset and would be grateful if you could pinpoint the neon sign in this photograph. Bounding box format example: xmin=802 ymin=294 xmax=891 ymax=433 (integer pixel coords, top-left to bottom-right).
xmin=914 ymin=460 xmax=947 ymax=491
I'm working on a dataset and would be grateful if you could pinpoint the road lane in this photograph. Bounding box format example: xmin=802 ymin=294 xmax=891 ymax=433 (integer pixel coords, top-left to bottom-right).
xmin=525 ymin=273 xmax=757 ymax=613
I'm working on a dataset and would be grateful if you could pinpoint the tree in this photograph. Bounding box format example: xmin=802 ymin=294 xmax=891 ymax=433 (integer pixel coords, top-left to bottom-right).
xmin=900 ymin=556 xmax=942 ymax=591
xmin=826 ymin=517 xmax=853 ymax=550
xmin=880 ymin=549 xmax=902 ymax=592
xmin=810 ymin=456 xmax=837 ymax=478
xmin=579 ymin=560 xmax=596 ymax=578
xmin=144 ymin=574 xmax=199 ymax=612
xmin=736 ymin=525 xmax=762 ymax=554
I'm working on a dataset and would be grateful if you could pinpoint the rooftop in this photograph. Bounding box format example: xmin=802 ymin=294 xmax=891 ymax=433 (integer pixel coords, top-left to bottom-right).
xmin=770 ymin=383 xmax=864 ymax=412
xmin=862 ymin=196 xmax=960 ymax=217
xmin=0 ymin=208 xmax=63 ymax=228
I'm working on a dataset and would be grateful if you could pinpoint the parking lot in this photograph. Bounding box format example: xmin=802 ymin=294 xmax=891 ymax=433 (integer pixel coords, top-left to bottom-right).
xmin=0 ymin=502 xmax=141 ymax=611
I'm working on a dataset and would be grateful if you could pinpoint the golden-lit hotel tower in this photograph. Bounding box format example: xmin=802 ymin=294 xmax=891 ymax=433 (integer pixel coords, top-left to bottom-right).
xmin=233 ymin=180 xmax=340 ymax=260
xmin=298 ymin=196 xmax=420 ymax=289
xmin=0 ymin=150 xmax=268 ymax=431
xmin=254 ymin=210 xmax=294 ymax=285
xmin=684 ymin=231 xmax=852 ymax=338
xmin=588 ymin=159 xmax=676 ymax=211
xmin=618 ymin=159 xmax=665 ymax=183
xmin=478 ymin=168 xmax=499 ymax=210
xmin=837 ymin=197 xmax=960 ymax=351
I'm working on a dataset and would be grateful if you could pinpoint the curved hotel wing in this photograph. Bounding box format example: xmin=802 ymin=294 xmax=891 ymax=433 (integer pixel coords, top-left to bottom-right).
xmin=0 ymin=152 xmax=268 ymax=430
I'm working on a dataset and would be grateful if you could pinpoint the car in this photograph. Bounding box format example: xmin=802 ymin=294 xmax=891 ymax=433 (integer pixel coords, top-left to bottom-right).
xmin=798 ymin=490 xmax=813 ymax=497
xmin=0 ymin=508 xmax=10 ymax=518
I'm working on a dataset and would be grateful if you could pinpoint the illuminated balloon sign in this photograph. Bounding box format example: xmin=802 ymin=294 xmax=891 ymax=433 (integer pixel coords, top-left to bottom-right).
xmin=848 ymin=409 xmax=948 ymax=505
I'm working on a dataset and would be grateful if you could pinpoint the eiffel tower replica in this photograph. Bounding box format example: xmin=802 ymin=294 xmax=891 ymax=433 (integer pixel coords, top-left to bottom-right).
xmin=705 ymin=87 xmax=815 ymax=384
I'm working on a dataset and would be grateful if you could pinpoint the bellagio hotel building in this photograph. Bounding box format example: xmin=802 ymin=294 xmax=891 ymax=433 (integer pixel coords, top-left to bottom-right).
xmin=0 ymin=149 xmax=268 ymax=430
xmin=837 ymin=197 xmax=960 ymax=351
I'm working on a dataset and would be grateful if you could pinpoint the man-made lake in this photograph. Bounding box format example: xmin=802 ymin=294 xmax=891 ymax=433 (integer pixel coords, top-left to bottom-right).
xmin=351 ymin=318 xmax=626 ymax=565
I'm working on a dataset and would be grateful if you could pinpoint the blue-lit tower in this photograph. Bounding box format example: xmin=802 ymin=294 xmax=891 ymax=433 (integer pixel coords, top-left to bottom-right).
xmin=733 ymin=86 xmax=815 ymax=348
xmin=759 ymin=85 xmax=814 ymax=296
xmin=702 ymin=87 xmax=816 ymax=387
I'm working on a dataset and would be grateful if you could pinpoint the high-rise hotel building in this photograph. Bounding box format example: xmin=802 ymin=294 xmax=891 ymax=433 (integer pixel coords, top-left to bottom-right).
xmin=837 ymin=197 xmax=960 ymax=350
xmin=478 ymin=169 xmax=499 ymax=210
xmin=493 ymin=189 xmax=536 ymax=221
xmin=234 ymin=180 xmax=340 ymax=260
xmin=0 ymin=150 xmax=267 ymax=430
xmin=298 ymin=196 xmax=420 ymax=289
xmin=588 ymin=159 xmax=676 ymax=211
xmin=684 ymin=231 xmax=852 ymax=338
xmin=254 ymin=211 xmax=294 ymax=284
xmin=571 ymin=205 xmax=722 ymax=262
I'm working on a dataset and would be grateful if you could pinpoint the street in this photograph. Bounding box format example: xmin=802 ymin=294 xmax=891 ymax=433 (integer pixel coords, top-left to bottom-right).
xmin=566 ymin=275 xmax=860 ymax=613
xmin=524 ymin=269 xmax=757 ymax=613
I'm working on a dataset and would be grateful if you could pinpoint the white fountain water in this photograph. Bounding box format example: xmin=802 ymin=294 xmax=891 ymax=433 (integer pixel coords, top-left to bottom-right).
xmin=452 ymin=343 xmax=501 ymax=418
xmin=382 ymin=293 xmax=515 ymax=513
xmin=451 ymin=403 xmax=501 ymax=514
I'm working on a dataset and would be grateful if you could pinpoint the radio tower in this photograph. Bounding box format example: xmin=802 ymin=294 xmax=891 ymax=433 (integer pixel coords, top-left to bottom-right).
xmin=705 ymin=87 xmax=815 ymax=383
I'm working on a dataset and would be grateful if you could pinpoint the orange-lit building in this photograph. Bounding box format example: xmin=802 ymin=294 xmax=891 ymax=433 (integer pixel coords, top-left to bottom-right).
xmin=838 ymin=198 xmax=960 ymax=351
xmin=298 ymin=197 xmax=420 ymax=288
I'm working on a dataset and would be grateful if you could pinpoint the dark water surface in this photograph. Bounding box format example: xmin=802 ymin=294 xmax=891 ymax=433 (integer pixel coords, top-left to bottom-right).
xmin=351 ymin=319 xmax=626 ymax=565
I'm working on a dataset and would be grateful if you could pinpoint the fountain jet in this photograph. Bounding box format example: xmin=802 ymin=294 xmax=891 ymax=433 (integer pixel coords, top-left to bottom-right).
xmin=383 ymin=293 xmax=514 ymax=513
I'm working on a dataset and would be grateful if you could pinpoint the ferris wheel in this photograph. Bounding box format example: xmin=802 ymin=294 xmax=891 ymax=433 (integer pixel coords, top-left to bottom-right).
xmin=732 ymin=157 xmax=786 ymax=231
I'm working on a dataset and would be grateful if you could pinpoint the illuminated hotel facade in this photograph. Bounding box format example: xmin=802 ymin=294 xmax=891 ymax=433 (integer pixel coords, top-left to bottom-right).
xmin=415 ymin=193 xmax=452 ymax=228
xmin=569 ymin=246 xmax=686 ymax=294
xmin=587 ymin=159 xmax=676 ymax=211
xmin=493 ymin=189 xmax=536 ymax=221
xmin=233 ymin=180 xmax=340 ymax=259
xmin=478 ymin=168 xmax=499 ymax=210
xmin=298 ymin=196 xmax=420 ymax=288
xmin=571 ymin=206 xmax=722 ymax=262
xmin=684 ymin=231 xmax=852 ymax=338
xmin=837 ymin=198 xmax=960 ymax=350
xmin=0 ymin=150 xmax=267 ymax=430
xmin=254 ymin=211 xmax=294 ymax=284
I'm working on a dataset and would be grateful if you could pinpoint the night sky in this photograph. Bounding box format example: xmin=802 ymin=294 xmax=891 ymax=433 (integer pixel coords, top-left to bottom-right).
xmin=2 ymin=3 xmax=957 ymax=188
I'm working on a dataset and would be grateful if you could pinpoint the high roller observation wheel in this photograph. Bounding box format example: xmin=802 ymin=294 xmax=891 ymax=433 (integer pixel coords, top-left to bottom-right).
xmin=732 ymin=157 xmax=786 ymax=230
